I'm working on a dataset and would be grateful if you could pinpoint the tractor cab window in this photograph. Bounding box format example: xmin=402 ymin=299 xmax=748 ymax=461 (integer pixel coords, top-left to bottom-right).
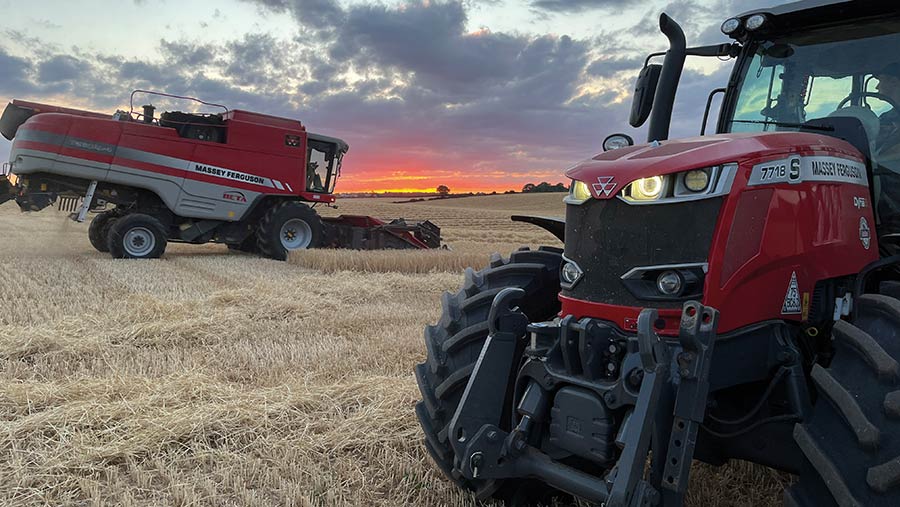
xmin=306 ymin=140 xmax=336 ymax=193
xmin=727 ymin=18 xmax=900 ymax=141
xmin=725 ymin=18 xmax=900 ymax=234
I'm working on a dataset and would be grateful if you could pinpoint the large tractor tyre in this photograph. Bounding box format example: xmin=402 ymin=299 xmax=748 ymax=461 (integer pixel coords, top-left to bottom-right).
xmin=88 ymin=211 xmax=119 ymax=253
xmin=256 ymin=201 xmax=323 ymax=261
xmin=415 ymin=246 xmax=563 ymax=503
xmin=787 ymin=294 xmax=900 ymax=507
xmin=107 ymin=213 xmax=168 ymax=259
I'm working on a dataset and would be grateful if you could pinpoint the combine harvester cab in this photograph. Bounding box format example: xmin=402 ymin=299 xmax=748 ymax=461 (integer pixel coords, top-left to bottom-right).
xmin=0 ymin=91 xmax=440 ymax=259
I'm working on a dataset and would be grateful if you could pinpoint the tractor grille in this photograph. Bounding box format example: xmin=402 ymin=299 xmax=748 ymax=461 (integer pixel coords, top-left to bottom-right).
xmin=562 ymin=197 xmax=723 ymax=309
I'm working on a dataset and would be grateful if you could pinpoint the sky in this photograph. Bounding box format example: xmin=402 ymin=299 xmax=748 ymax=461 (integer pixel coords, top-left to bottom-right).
xmin=0 ymin=0 xmax=785 ymax=193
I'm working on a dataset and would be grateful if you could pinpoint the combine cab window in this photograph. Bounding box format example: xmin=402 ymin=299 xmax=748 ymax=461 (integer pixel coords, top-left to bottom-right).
xmin=306 ymin=140 xmax=335 ymax=193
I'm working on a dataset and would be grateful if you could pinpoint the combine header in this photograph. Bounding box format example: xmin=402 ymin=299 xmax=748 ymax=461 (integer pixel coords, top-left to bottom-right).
xmin=0 ymin=91 xmax=440 ymax=259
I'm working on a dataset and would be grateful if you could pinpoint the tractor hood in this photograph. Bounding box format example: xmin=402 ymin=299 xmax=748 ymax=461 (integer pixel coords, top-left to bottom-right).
xmin=565 ymin=131 xmax=863 ymax=200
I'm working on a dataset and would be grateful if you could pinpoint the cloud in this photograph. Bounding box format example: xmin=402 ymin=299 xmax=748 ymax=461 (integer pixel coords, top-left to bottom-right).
xmin=530 ymin=0 xmax=633 ymax=13
xmin=0 ymin=46 xmax=34 ymax=97
xmin=37 ymin=55 xmax=84 ymax=83
xmin=243 ymin=0 xmax=344 ymax=28
xmin=159 ymin=40 xmax=217 ymax=68
xmin=0 ymin=0 xmax=764 ymax=192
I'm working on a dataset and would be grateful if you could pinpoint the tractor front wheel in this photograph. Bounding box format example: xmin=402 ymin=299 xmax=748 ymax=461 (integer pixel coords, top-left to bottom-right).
xmin=107 ymin=213 xmax=168 ymax=259
xmin=788 ymin=294 xmax=900 ymax=507
xmin=415 ymin=247 xmax=563 ymax=503
xmin=256 ymin=201 xmax=323 ymax=261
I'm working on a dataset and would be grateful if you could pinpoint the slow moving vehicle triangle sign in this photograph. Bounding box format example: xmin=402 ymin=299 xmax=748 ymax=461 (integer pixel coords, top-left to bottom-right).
xmin=782 ymin=271 xmax=801 ymax=314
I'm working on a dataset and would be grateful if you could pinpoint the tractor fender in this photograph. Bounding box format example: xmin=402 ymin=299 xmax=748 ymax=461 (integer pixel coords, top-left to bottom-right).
xmin=511 ymin=215 xmax=565 ymax=242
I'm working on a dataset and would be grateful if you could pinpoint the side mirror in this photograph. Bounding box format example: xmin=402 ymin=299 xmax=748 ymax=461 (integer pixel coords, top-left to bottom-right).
xmin=630 ymin=64 xmax=662 ymax=128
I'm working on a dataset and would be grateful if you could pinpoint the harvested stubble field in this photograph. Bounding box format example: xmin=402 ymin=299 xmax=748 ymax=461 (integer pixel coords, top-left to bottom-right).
xmin=0 ymin=193 xmax=785 ymax=506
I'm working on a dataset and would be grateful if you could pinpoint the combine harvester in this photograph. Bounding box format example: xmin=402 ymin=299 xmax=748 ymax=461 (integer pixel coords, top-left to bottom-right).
xmin=0 ymin=91 xmax=440 ymax=259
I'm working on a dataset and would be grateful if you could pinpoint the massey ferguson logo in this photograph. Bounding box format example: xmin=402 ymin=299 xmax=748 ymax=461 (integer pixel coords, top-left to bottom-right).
xmin=592 ymin=176 xmax=617 ymax=197
xmin=223 ymin=191 xmax=247 ymax=203
xmin=860 ymin=217 xmax=871 ymax=250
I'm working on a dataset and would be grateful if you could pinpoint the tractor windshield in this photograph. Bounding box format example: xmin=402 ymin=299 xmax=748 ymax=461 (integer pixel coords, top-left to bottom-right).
xmin=727 ymin=18 xmax=900 ymax=144
xmin=726 ymin=17 xmax=900 ymax=229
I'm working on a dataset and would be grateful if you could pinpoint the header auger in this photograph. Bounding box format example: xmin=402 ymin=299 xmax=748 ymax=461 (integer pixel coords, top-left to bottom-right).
xmin=0 ymin=91 xmax=441 ymax=259
xmin=417 ymin=2 xmax=900 ymax=506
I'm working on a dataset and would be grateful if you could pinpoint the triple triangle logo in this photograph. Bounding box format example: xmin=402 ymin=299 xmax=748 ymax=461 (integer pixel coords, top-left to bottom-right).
xmin=782 ymin=271 xmax=801 ymax=315
xmin=592 ymin=176 xmax=617 ymax=197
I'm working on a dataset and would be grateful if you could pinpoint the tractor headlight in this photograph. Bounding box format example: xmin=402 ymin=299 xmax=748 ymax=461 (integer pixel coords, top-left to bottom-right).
xmin=619 ymin=163 xmax=738 ymax=204
xmin=721 ymin=18 xmax=741 ymax=35
xmin=566 ymin=179 xmax=592 ymax=205
xmin=683 ymin=169 xmax=710 ymax=192
xmin=602 ymin=133 xmax=634 ymax=152
xmin=745 ymin=14 xmax=766 ymax=31
xmin=629 ymin=176 xmax=664 ymax=201
xmin=656 ymin=271 xmax=683 ymax=296
xmin=560 ymin=258 xmax=584 ymax=289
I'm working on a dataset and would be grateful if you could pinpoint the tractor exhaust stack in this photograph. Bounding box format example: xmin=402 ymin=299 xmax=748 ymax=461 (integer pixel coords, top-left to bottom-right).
xmin=646 ymin=13 xmax=686 ymax=143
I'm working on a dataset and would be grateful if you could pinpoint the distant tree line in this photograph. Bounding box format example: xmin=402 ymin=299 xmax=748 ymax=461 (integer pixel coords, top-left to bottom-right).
xmin=521 ymin=182 xmax=568 ymax=193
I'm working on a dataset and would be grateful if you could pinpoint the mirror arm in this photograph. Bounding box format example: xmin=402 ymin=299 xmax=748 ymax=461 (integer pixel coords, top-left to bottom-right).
xmin=685 ymin=43 xmax=740 ymax=58
xmin=644 ymin=52 xmax=666 ymax=67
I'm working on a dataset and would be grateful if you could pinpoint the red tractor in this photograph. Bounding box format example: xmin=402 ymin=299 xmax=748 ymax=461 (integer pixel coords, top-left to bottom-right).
xmin=417 ymin=2 xmax=900 ymax=506
xmin=0 ymin=91 xmax=440 ymax=259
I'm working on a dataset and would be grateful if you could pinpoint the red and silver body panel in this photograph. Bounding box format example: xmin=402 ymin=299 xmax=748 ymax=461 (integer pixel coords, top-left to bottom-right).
xmin=561 ymin=132 xmax=877 ymax=335
xmin=6 ymin=101 xmax=334 ymax=222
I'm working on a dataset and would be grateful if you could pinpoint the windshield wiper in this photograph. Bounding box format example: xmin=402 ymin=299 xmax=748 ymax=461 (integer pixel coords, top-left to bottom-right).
xmin=730 ymin=119 xmax=834 ymax=131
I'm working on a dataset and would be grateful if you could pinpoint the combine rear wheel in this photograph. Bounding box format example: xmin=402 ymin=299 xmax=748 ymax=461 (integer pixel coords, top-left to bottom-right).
xmin=107 ymin=213 xmax=168 ymax=259
xmin=256 ymin=201 xmax=323 ymax=261
xmin=787 ymin=294 xmax=900 ymax=507
xmin=415 ymin=247 xmax=563 ymax=503
xmin=88 ymin=210 xmax=119 ymax=253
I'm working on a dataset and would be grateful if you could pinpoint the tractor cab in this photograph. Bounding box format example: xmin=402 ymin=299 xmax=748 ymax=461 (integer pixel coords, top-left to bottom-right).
xmin=624 ymin=2 xmax=900 ymax=250
xmin=720 ymin=9 xmax=900 ymax=240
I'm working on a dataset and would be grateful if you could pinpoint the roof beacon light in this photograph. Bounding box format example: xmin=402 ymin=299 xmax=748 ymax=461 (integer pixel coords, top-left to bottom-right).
xmin=721 ymin=18 xmax=741 ymax=35
xmin=745 ymin=14 xmax=766 ymax=31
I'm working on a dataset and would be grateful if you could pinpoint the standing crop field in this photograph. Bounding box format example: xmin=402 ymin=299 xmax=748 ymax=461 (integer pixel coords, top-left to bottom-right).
xmin=0 ymin=194 xmax=785 ymax=506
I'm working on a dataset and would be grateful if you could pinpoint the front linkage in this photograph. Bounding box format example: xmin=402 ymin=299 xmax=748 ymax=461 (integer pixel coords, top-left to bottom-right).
xmin=449 ymin=288 xmax=719 ymax=506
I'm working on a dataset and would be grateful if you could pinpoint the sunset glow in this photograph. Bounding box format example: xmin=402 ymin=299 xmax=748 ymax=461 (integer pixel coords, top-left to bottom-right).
xmin=0 ymin=0 xmax=754 ymax=195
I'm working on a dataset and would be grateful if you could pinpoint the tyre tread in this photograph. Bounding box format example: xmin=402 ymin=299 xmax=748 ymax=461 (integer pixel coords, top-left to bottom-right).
xmin=833 ymin=320 xmax=899 ymax=381
xmin=793 ymin=424 xmax=861 ymax=507
xmin=810 ymin=364 xmax=880 ymax=449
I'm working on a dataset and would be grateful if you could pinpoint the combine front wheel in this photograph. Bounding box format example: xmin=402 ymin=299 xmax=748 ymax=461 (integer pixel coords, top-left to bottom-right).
xmin=415 ymin=247 xmax=563 ymax=503
xmin=107 ymin=213 xmax=168 ymax=259
xmin=256 ymin=201 xmax=323 ymax=261
xmin=788 ymin=294 xmax=900 ymax=507
xmin=88 ymin=210 xmax=119 ymax=253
